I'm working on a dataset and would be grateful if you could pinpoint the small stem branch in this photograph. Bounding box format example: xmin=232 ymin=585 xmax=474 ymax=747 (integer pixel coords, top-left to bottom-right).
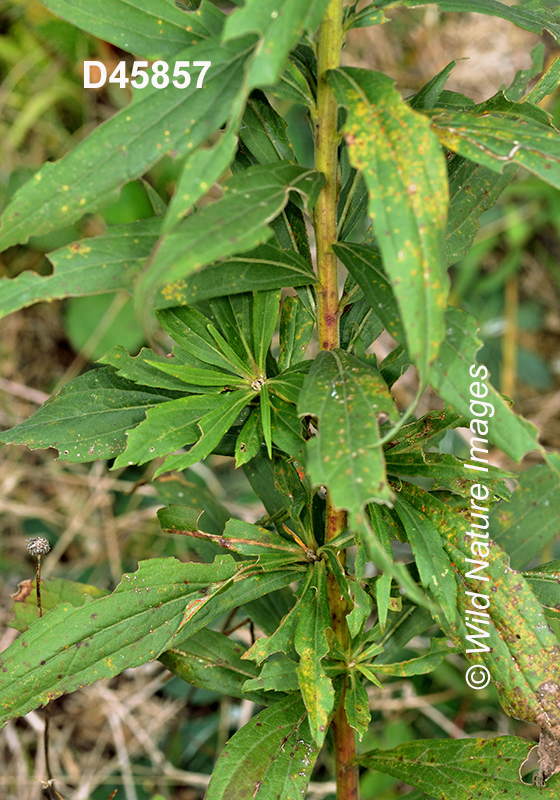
xmin=314 ymin=5 xmax=358 ymax=797
xmin=315 ymin=0 xmax=343 ymax=352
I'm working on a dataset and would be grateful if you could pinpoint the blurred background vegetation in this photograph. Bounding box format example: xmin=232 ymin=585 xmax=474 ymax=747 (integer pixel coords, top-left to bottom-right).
xmin=0 ymin=1 xmax=559 ymax=798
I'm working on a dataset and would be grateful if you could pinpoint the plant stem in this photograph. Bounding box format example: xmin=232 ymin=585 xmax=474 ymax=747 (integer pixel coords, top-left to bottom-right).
xmin=315 ymin=0 xmax=343 ymax=352
xmin=315 ymin=3 xmax=359 ymax=798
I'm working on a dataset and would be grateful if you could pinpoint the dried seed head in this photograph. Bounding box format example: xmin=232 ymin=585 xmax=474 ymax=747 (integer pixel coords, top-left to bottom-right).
xmin=26 ymin=537 xmax=51 ymax=557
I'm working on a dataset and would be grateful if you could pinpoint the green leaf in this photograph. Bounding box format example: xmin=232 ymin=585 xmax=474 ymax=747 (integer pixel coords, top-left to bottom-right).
xmin=345 ymin=2 xmax=389 ymax=30
xmin=329 ymin=67 xmax=449 ymax=380
xmin=235 ymin=408 xmax=263 ymax=467
xmin=253 ymin=290 xmax=281 ymax=374
xmin=154 ymin=389 xmax=255 ymax=475
xmin=345 ymin=671 xmax=371 ymax=740
xmin=386 ymin=452 xmax=512 ymax=501
xmin=154 ymin=244 xmax=316 ymax=308
xmin=0 ymin=37 xmax=255 ymax=250
xmin=409 ymin=61 xmax=457 ymax=111
xmin=10 ymin=578 xmax=109 ymax=633
xmin=298 ymin=349 xmax=397 ymax=513
xmin=159 ymin=628 xmax=270 ymax=703
xmin=243 ymin=658 xmax=300 ymax=694
xmin=0 ymin=367 xmax=177 ymax=462
xmin=524 ymin=560 xmax=560 ymax=620
xmin=159 ymin=506 xmax=302 ymax=557
xmin=270 ymin=395 xmax=306 ymax=461
xmin=263 ymin=58 xmax=315 ymax=106
xmin=489 ymin=464 xmax=560 ymax=569
xmin=268 ymin=361 xmax=311 ymax=406
xmin=294 ymin=561 xmax=335 ymax=745
xmin=383 ymin=408 xmax=463 ymax=455
xmin=113 ymin=394 xmax=225 ymax=468
xmin=429 ymin=106 xmax=560 ymax=190
xmin=99 ymin=345 xmax=222 ymax=394
xmin=278 ymin=296 xmax=314 ymax=371
xmin=0 ymin=555 xmax=303 ymax=723
xmin=242 ymin=568 xmax=314 ymax=664
xmin=402 ymin=483 xmax=560 ymax=744
xmin=358 ymin=736 xmax=560 ymax=799
xmin=430 ymin=306 xmax=543 ymax=462
xmin=40 ymin=0 xmax=223 ymax=59
xmin=413 ymin=0 xmax=560 ymax=41
xmin=238 ymin=90 xmax=296 ymax=165
xmin=393 ymin=496 xmax=457 ymax=624
xmin=139 ymin=163 xmax=324 ymax=311
xmin=366 ymin=638 xmax=459 ymax=677
xmin=222 ymin=0 xmax=331 ymax=89
xmin=0 ymin=219 xmax=160 ymax=321
xmin=205 ymin=695 xmax=320 ymax=800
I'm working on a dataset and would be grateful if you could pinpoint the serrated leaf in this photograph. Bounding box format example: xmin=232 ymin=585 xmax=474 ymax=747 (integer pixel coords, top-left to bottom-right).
xmin=154 ymin=389 xmax=255 ymax=475
xmin=222 ymin=0 xmax=331 ymax=89
xmin=242 ymin=658 xmax=300 ymax=694
xmin=278 ymin=296 xmax=314 ymax=371
xmin=0 ymin=367 xmax=177 ymax=463
xmin=431 ymin=306 xmax=543 ymax=462
xmin=489 ymin=464 xmax=560 ymax=569
xmin=0 ymin=555 xmax=302 ymax=723
xmin=242 ymin=567 xmax=314 ymax=664
xmin=367 ymin=638 xmax=459 ymax=677
xmin=0 ymin=37 xmax=255 ymax=251
xmin=298 ymin=349 xmax=396 ymax=513
xmin=358 ymin=736 xmax=560 ymax=799
xmin=159 ymin=628 xmax=270 ymax=703
xmin=159 ymin=506 xmax=302 ymax=557
xmin=429 ymin=106 xmax=560 ymax=189
xmin=40 ymin=0 xmax=222 ymax=59
xmin=328 ymin=67 xmax=449 ymax=380
xmin=155 ymin=244 xmax=316 ymax=308
xmin=205 ymin=695 xmax=320 ymax=800
xmin=294 ymin=561 xmax=335 ymax=745
xmin=139 ymin=163 xmax=323 ymax=311
xmin=10 ymin=578 xmax=109 ymax=633
xmin=402 ymin=483 xmax=560 ymax=753
xmin=113 ymin=394 xmax=224 ymax=468
xmin=0 ymin=219 xmax=160 ymax=322
xmin=393 ymin=496 xmax=457 ymax=624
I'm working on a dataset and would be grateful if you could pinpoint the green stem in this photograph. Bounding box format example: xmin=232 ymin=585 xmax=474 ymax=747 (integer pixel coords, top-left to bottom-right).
xmin=315 ymin=4 xmax=359 ymax=798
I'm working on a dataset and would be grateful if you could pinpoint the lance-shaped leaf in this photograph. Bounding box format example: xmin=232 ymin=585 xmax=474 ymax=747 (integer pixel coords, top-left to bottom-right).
xmin=0 ymin=37 xmax=255 ymax=251
xmin=40 ymin=0 xmax=223 ymax=59
xmin=154 ymin=245 xmax=316 ymax=309
xmin=278 ymin=296 xmax=315 ymax=371
xmin=0 ymin=555 xmax=303 ymax=724
xmin=139 ymin=163 xmax=323 ymax=311
xmin=428 ymin=106 xmax=560 ymax=190
xmin=401 ymin=482 xmax=560 ymax=768
xmin=404 ymin=0 xmax=560 ymax=41
xmin=158 ymin=505 xmax=303 ymax=557
xmin=489 ymin=464 xmax=560 ymax=569
xmin=159 ymin=628 xmax=270 ymax=704
xmin=294 ymin=561 xmax=335 ymax=745
xmin=0 ymin=367 xmax=178 ymax=463
xmin=222 ymin=0 xmax=331 ymax=89
xmin=345 ymin=671 xmax=371 ymax=741
xmin=383 ymin=408 xmax=464 ymax=455
xmin=0 ymin=219 xmax=160 ymax=322
xmin=431 ymin=306 xmax=543 ymax=462
xmin=358 ymin=736 xmax=560 ymax=799
xmin=153 ymin=389 xmax=255 ymax=476
xmin=205 ymin=695 xmax=320 ymax=800
xmin=298 ymin=349 xmax=397 ymax=513
xmin=243 ymin=658 xmax=300 ymax=694
xmin=328 ymin=67 xmax=449 ymax=380
xmin=366 ymin=638 xmax=460 ymax=677
xmin=392 ymin=496 xmax=457 ymax=625
xmin=524 ymin=560 xmax=560 ymax=621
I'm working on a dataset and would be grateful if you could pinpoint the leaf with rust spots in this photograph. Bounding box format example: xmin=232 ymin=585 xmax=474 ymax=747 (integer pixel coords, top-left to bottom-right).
xmin=328 ymin=67 xmax=449 ymax=382
xmin=298 ymin=349 xmax=397 ymax=513
xmin=205 ymin=694 xmax=319 ymax=800
xmin=489 ymin=464 xmax=560 ymax=569
xmin=358 ymin=736 xmax=560 ymax=798
xmin=294 ymin=561 xmax=335 ymax=746
xmin=10 ymin=578 xmax=109 ymax=632
xmin=0 ymin=556 xmax=302 ymax=725
xmin=401 ymin=482 xmax=560 ymax=779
